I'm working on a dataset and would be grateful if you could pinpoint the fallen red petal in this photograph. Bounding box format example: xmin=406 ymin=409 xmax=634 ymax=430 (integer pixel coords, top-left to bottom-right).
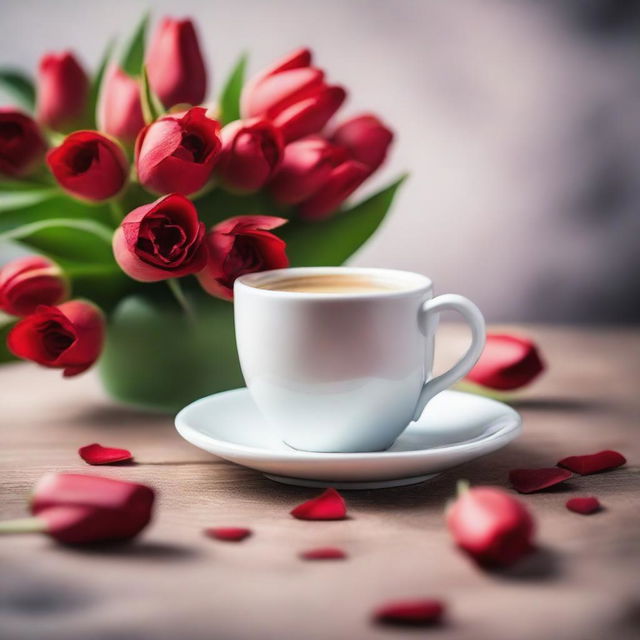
xmin=78 ymin=443 xmax=133 ymax=465
xmin=373 ymin=599 xmax=446 ymax=626
xmin=509 ymin=467 xmax=572 ymax=493
xmin=558 ymin=450 xmax=626 ymax=475
xmin=299 ymin=547 xmax=346 ymax=560
xmin=290 ymin=488 xmax=347 ymax=521
xmin=204 ymin=527 xmax=252 ymax=542
xmin=566 ymin=497 xmax=601 ymax=515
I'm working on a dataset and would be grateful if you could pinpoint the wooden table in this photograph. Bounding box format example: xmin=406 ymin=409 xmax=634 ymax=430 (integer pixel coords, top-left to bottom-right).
xmin=1 ymin=326 xmax=639 ymax=640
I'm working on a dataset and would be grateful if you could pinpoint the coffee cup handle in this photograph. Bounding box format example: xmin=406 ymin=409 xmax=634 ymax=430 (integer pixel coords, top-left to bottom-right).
xmin=412 ymin=294 xmax=486 ymax=421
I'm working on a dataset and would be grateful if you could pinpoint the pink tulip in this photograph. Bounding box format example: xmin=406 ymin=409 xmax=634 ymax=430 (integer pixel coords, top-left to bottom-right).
xmin=97 ymin=65 xmax=145 ymax=143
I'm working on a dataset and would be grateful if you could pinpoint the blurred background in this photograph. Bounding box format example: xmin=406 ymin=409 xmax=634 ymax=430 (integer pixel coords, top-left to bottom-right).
xmin=2 ymin=0 xmax=639 ymax=323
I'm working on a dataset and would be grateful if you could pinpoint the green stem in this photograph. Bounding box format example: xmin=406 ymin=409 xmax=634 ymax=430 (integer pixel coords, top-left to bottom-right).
xmin=108 ymin=199 xmax=125 ymax=227
xmin=166 ymin=278 xmax=195 ymax=321
xmin=0 ymin=516 xmax=47 ymax=535
xmin=456 ymin=479 xmax=471 ymax=497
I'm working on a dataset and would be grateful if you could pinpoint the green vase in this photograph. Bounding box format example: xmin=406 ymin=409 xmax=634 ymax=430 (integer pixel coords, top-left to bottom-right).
xmin=98 ymin=291 xmax=245 ymax=413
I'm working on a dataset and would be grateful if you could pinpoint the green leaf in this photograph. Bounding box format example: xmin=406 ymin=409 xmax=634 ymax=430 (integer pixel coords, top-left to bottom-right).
xmin=280 ymin=175 xmax=408 ymax=267
xmin=88 ymin=38 xmax=115 ymax=128
xmin=219 ymin=53 xmax=247 ymax=125
xmin=140 ymin=64 xmax=164 ymax=124
xmin=121 ymin=11 xmax=149 ymax=77
xmin=0 ymin=313 xmax=18 ymax=365
xmin=193 ymin=187 xmax=282 ymax=228
xmin=0 ymin=69 xmax=35 ymax=111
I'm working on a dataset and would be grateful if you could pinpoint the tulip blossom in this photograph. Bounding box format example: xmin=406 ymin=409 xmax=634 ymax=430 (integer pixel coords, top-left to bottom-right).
xmin=97 ymin=65 xmax=145 ymax=144
xmin=197 ymin=215 xmax=288 ymax=300
xmin=7 ymin=300 xmax=105 ymax=376
xmin=36 ymin=51 xmax=88 ymax=131
xmin=146 ymin=17 xmax=207 ymax=108
xmin=0 ymin=109 xmax=47 ymax=178
xmin=47 ymin=131 xmax=128 ymax=201
xmin=446 ymin=484 xmax=535 ymax=568
xmin=0 ymin=473 xmax=155 ymax=545
xmin=241 ymin=48 xmax=346 ymax=142
xmin=135 ymin=107 xmax=221 ymax=195
xmin=331 ymin=114 xmax=394 ymax=173
xmin=215 ymin=118 xmax=284 ymax=192
xmin=0 ymin=256 xmax=68 ymax=316
xmin=113 ymin=194 xmax=208 ymax=282
xmin=465 ymin=333 xmax=545 ymax=391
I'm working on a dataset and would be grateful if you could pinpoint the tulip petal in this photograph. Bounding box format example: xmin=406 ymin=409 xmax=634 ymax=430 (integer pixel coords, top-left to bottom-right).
xmin=204 ymin=527 xmax=252 ymax=542
xmin=79 ymin=443 xmax=133 ymax=465
xmin=509 ymin=468 xmax=572 ymax=494
xmin=373 ymin=599 xmax=445 ymax=626
xmin=290 ymin=488 xmax=347 ymax=521
xmin=557 ymin=450 xmax=626 ymax=475
xmin=299 ymin=547 xmax=346 ymax=560
xmin=565 ymin=496 xmax=601 ymax=514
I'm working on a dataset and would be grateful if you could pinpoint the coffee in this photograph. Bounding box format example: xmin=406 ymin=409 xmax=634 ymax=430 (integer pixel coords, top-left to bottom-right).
xmin=255 ymin=274 xmax=408 ymax=294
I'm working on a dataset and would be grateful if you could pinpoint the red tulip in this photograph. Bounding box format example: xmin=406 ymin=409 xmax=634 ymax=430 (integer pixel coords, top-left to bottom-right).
xmin=465 ymin=333 xmax=545 ymax=391
xmin=7 ymin=300 xmax=105 ymax=377
xmin=0 ymin=256 xmax=68 ymax=316
xmin=46 ymin=131 xmax=128 ymax=202
xmin=197 ymin=215 xmax=288 ymax=300
xmin=113 ymin=194 xmax=208 ymax=282
xmin=0 ymin=473 xmax=155 ymax=545
xmin=290 ymin=488 xmax=347 ymax=521
xmin=146 ymin=17 xmax=206 ymax=108
xmin=36 ymin=51 xmax=89 ymax=131
xmin=446 ymin=484 xmax=535 ymax=568
xmin=215 ymin=118 xmax=284 ymax=193
xmin=241 ymin=48 xmax=346 ymax=142
xmin=97 ymin=65 xmax=145 ymax=144
xmin=0 ymin=109 xmax=47 ymax=178
xmin=331 ymin=114 xmax=393 ymax=173
xmin=135 ymin=107 xmax=221 ymax=196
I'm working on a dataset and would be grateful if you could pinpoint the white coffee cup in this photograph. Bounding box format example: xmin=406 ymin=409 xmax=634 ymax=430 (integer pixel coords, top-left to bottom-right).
xmin=234 ymin=267 xmax=485 ymax=453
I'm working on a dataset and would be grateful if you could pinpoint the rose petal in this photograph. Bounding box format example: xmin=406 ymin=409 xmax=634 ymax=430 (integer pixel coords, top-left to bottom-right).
xmin=566 ymin=497 xmax=601 ymax=515
xmin=204 ymin=527 xmax=252 ymax=542
xmin=290 ymin=488 xmax=347 ymax=521
xmin=509 ymin=468 xmax=572 ymax=494
xmin=78 ymin=443 xmax=133 ymax=465
xmin=373 ymin=599 xmax=445 ymax=626
xmin=558 ymin=450 xmax=626 ymax=475
xmin=299 ymin=547 xmax=346 ymax=560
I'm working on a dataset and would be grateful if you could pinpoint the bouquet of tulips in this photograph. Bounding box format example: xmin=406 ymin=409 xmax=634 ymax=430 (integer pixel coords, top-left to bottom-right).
xmin=0 ymin=14 xmax=403 ymax=388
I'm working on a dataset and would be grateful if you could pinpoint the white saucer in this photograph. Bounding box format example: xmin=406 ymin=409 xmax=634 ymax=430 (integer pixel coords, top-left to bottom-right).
xmin=175 ymin=388 xmax=522 ymax=489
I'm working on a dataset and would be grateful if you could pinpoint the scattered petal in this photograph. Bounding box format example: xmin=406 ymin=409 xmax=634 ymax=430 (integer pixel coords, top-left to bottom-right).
xmin=204 ymin=527 xmax=252 ymax=542
xmin=290 ymin=488 xmax=347 ymax=521
xmin=558 ymin=450 xmax=626 ymax=475
xmin=299 ymin=547 xmax=346 ymax=560
xmin=78 ymin=443 xmax=133 ymax=465
xmin=509 ymin=468 xmax=572 ymax=494
xmin=373 ymin=599 xmax=446 ymax=627
xmin=566 ymin=497 xmax=601 ymax=515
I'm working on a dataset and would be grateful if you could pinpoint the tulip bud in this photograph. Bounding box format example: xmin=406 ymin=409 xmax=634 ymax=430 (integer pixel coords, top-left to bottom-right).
xmin=215 ymin=118 xmax=284 ymax=193
xmin=146 ymin=17 xmax=207 ymax=108
xmin=97 ymin=65 xmax=145 ymax=144
xmin=0 ymin=256 xmax=68 ymax=316
xmin=135 ymin=107 xmax=221 ymax=196
xmin=0 ymin=109 xmax=47 ymax=178
xmin=113 ymin=194 xmax=208 ymax=282
xmin=242 ymin=48 xmax=346 ymax=142
xmin=36 ymin=51 xmax=89 ymax=131
xmin=7 ymin=300 xmax=105 ymax=377
xmin=0 ymin=473 xmax=155 ymax=545
xmin=466 ymin=333 xmax=545 ymax=391
xmin=331 ymin=114 xmax=393 ymax=173
xmin=446 ymin=483 xmax=535 ymax=568
xmin=197 ymin=216 xmax=289 ymax=300
xmin=46 ymin=131 xmax=128 ymax=202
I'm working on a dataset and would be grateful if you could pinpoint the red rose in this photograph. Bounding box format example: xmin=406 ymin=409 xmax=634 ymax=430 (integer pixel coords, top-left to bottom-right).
xmin=215 ymin=118 xmax=284 ymax=193
xmin=241 ymin=48 xmax=346 ymax=142
xmin=269 ymin=136 xmax=369 ymax=220
xmin=97 ymin=65 xmax=145 ymax=144
xmin=146 ymin=17 xmax=206 ymax=108
xmin=7 ymin=300 xmax=105 ymax=377
xmin=135 ymin=107 xmax=221 ymax=196
xmin=113 ymin=194 xmax=208 ymax=282
xmin=46 ymin=131 xmax=128 ymax=202
xmin=0 ymin=109 xmax=47 ymax=178
xmin=198 ymin=216 xmax=289 ymax=300
xmin=331 ymin=114 xmax=393 ymax=173
xmin=36 ymin=51 xmax=88 ymax=131
xmin=0 ymin=256 xmax=68 ymax=317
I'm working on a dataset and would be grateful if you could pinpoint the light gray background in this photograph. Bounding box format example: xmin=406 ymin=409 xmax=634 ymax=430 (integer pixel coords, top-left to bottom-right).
xmin=2 ymin=0 xmax=639 ymax=323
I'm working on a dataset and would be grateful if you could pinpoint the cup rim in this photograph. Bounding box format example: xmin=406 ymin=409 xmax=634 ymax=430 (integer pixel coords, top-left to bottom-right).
xmin=235 ymin=266 xmax=433 ymax=300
